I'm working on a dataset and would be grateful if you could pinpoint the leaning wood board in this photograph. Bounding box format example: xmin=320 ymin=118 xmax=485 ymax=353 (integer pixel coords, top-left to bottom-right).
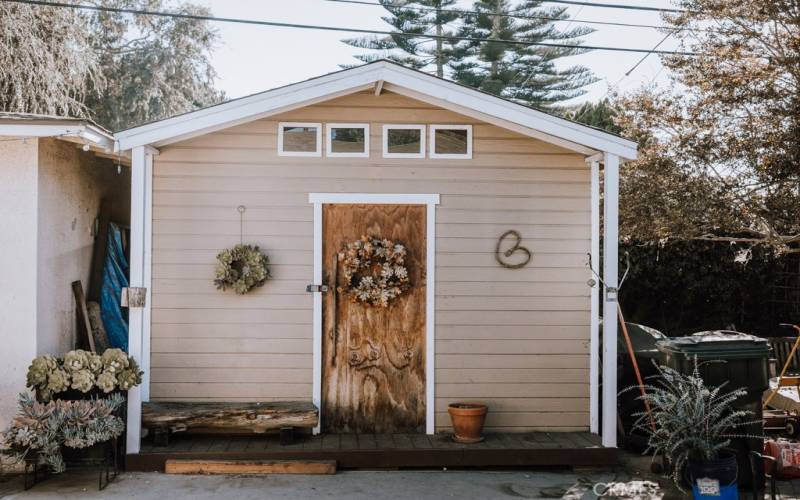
xmin=165 ymin=459 xmax=336 ymax=475
xmin=322 ymin=204 xmax=426 ymax=433
xmin=142 ymin=401 xmax=318 ymax=433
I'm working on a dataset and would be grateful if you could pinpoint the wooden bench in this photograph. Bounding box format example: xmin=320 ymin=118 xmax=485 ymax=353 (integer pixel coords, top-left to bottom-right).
xmin=142 ymin=402 xmax=318 ymax=447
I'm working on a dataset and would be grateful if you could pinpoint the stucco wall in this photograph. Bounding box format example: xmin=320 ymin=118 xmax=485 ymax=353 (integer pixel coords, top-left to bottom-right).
xmin=0 ymin=137 xmax=39 ymax=430
xmin=36 ymin=138 xmax=130 ymax=355
xmin=0 ymin=137 xmax=130 ymax=432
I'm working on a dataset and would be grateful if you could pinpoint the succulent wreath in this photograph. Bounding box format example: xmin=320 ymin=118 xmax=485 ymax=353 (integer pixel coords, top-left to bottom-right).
xmin=214 ymin=244 xmax=270 ymax=294
xmin=338 ymin=235 xmax=410 ymax=307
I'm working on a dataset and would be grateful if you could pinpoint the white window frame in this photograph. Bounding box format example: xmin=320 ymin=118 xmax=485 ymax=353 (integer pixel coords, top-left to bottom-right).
xmin=429 ymin=124 xmax=473 ymax=159
xmin=382 ymin=124 xmax=426 ymax=159
xmin=278 ymin=122 xmax=322 ymax=157
xmin=326 ymin=123 xmax=370 ymax=158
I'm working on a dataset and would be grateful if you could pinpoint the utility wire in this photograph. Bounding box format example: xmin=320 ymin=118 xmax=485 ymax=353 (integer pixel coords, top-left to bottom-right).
xmin=3 ymin=0 xmax=696 ymax=55
xmin=325 ymin=0 xmax=685 ymax=31
xmin=541 ymin=0 xmax=682 ymax=13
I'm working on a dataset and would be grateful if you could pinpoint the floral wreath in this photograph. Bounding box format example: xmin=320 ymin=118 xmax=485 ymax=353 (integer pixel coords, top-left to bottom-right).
xmin=338 ymin=235 xmax=410 ymax=307
xmin=214 ymin=244 xmax=271 ymax=294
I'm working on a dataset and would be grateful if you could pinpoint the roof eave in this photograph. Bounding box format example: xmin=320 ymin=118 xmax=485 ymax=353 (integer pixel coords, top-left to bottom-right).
xmin=115 ymin=60 xmax=638 ymax=160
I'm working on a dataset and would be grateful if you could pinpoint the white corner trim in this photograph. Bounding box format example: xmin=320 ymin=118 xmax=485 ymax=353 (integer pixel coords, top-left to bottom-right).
xmin=429 ymin=124 xmax=473 ymax=160
xmin=382 ymin=124 xmax=426 ymax=159
xmin=126 ymin=145 xmax=157 ymax=454
xmin=311 ymin=202 xmax=323 ymax=435
xmin=309 ymin=193 xmax=440 ymax=435
xmin=589 ymin=160 xmax=600 ymax=435
xmin=326 ymin=123 xmax=370 ymax=158
xmin=278 ymin=122 xmax=322 ymax=157
xmin=602 ymin=153 xmax=620 ymax=448
xmin=425 ymin=201 xmax=436 ymax=434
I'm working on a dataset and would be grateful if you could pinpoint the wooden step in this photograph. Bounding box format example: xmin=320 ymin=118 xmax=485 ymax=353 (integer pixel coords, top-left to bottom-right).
xmin=165 ymin=459 xmax=336 ymax=475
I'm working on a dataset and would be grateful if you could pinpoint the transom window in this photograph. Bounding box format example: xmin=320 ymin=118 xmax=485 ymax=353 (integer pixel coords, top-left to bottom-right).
xmin=278 ymin=122 xmax=322 ymax=157
xmin=430 ymin=124 xmax=472 ymax=159
xmin=327 ymin=123 xmax=369 ymax=157
xmin=382 ymin=124 xmax=426 ymax=159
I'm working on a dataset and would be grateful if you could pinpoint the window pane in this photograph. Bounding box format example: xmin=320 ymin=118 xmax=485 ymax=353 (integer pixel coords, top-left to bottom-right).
xmin=331 ymin=127 xmax=366 ymax=153
xmin=387 ymin=129 xmax=422 ymax=154
xmin=435 ymin=128 xmax=468 ymax=155
xmin=282 ymin=126 xmax=318 ymax=152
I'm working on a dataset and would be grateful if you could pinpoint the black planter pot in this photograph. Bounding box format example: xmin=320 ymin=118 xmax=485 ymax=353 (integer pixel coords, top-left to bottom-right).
xmin=36 ymin=388 xmax=125 ymax=402
xmin=688 ymin=452 xmax=738 ymax=499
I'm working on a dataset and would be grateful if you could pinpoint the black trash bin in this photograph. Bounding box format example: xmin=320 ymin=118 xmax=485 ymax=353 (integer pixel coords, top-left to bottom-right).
xmin=657 ymin=331 xmax=770 ymax=489
xmin=617 ymin=323 xmax=667 ymax=449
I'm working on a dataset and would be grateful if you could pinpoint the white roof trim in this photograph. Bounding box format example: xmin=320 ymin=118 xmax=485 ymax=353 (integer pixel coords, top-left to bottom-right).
xmin=115 ymin=61 xmax=637 ymax=160
xmin=0 ymin=121 xmax=114 ymax=151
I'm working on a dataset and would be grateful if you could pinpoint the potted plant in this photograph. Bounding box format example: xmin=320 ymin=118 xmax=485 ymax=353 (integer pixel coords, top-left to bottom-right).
xmin=447 ymin=402 xmax=488 ymax=443
xmin=26 ymin=349 xmax=142 ymax=402
xmin=1 ymin=392 xmax=126 ymax=474
xmin=628 ymin=361 xmax=757 ymax=499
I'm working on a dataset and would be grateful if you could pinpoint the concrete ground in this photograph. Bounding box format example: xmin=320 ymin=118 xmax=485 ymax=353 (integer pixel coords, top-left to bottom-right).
xmin=0 ymin=468 xmax=674 ymax=500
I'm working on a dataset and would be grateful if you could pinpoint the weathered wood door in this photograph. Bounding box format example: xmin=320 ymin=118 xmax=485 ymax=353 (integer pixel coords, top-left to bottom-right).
xmin=322 ymin=204 xmax=426 ymax=433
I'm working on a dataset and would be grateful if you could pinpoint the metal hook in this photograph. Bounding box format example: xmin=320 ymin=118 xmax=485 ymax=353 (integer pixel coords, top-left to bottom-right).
xmin=237 ymin=205 xmax=246 ymax=244
xmin=586 ymin=251 xmax=631 ymax=290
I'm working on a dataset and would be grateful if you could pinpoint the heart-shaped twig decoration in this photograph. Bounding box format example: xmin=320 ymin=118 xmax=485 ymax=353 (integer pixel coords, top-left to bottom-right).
xmin=495 ymin=230 xmax=532 ymax=269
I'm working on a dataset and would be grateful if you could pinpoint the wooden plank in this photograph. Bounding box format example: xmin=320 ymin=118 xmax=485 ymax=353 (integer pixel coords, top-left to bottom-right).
xmin=88 ymin=198 xmax=112 ymax=302
xmin=72 ymin=281 xmax=96 ymax=352
xmin=165 ymin=459 xmax=336 ymax=475
xmin=392 ymin=434 xmax=414 ymax=449
xmin=321 ymin=434 xmax=340 ymax=450
xmin=356 ymin=434 xmax=377 ymax=450
xmin=142 ymin=401 xmax=318 ymax=433
xmin=336 ymin=434 xmax=356 ymax=451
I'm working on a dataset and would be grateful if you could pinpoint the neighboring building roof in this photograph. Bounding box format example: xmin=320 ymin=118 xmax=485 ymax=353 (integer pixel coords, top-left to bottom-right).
xmin=0 ymin=112 xmax=115 ymax=151
xmin=115 ymin=60 xmax=637 ymax=160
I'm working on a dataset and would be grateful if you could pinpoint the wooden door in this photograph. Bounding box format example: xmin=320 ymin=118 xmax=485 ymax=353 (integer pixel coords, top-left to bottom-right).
xmin=322 ymin=204 xmax=426 ymax=433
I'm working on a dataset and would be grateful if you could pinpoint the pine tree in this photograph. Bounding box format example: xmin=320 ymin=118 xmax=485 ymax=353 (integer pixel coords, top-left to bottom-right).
xmin=449 ymin=0 xmax=596 ymax=108
xmin=343 ymin=0 xmax=459 ymax=77
xmin=567 ymin=99 xmax=621 ymax=134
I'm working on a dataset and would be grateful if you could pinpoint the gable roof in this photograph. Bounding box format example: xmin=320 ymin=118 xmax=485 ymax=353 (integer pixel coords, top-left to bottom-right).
xmin=115 ymin=60 xmax=637 ymax=160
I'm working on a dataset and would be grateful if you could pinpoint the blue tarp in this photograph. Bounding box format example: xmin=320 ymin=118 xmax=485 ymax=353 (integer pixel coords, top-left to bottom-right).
xmin=100 ymin=223 xmax=129 ymax=351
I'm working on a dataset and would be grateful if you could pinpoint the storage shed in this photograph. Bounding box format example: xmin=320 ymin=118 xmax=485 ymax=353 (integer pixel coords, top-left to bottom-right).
xmin=115 ymin=61 xmax=637 ymax=462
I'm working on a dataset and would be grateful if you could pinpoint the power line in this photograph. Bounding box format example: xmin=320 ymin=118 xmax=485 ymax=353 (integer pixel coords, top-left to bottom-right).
xmin=325 ymin=0 xmax=679 ymax=31
xmin=3 ymin=0 xmax=696 ymax=55
xmin=541 ymin=0 xmax=682 ymax=13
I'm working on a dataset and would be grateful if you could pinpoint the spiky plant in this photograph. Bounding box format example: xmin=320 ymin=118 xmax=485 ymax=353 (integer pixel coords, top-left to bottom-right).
xmin=627 ymin=360 xmax=758 ymax=490
xmin=1 ymin=392 xmax=125 ymax=473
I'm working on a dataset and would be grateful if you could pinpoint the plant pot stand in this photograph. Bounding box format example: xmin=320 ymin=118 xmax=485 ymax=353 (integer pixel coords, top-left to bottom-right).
xmin=23 ymin=437 xmax=122 ymax=491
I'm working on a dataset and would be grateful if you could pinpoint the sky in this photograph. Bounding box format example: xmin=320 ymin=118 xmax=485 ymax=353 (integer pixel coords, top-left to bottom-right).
xmin=195 ymin=0 xmax=679 ymax=106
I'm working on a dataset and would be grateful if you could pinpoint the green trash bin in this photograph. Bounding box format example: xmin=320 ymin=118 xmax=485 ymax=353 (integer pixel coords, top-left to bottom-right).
xmin=657 ymin=331 xmax=770 ymax=489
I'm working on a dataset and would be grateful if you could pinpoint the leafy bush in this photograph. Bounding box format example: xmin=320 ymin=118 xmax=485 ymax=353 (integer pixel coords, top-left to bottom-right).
xmin=620 ymin=239 xmax=788 ymax=336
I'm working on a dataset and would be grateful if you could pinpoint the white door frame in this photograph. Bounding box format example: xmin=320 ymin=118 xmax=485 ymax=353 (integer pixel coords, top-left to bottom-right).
xmin=308 ymin=193 xmax=440 ymax=435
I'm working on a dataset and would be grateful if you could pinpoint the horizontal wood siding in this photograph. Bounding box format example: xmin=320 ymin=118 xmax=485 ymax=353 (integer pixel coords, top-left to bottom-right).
xmin=150 ymin=90 xmax=591 ymax=432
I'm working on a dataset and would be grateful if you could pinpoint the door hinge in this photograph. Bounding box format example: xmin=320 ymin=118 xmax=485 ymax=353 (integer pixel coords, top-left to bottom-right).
xmin=306 ymin=284 xmax=330 ymax=293
xmin=121 ymin=287 xmax=147 ymax=307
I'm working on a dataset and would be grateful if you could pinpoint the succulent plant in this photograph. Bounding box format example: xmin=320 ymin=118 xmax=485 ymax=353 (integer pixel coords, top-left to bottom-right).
xmin=26 ymin=349 xmax=142 ymax=400
xmin=63 ymin=350 xmax=90 ymax=372
xmin=96 ymin=371 xmax=117 ymax=393
xmin=101 ymin=348 xmax=129 ymax=374
xmin=70 ymin=369 xmax=96 ymax=393
xmin=1 ymin=392 xmax=125 ymax=473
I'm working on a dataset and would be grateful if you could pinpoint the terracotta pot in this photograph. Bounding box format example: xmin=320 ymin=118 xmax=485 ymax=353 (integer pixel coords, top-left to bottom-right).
xmin=447 ymin=402 xmax=488 ymax=443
